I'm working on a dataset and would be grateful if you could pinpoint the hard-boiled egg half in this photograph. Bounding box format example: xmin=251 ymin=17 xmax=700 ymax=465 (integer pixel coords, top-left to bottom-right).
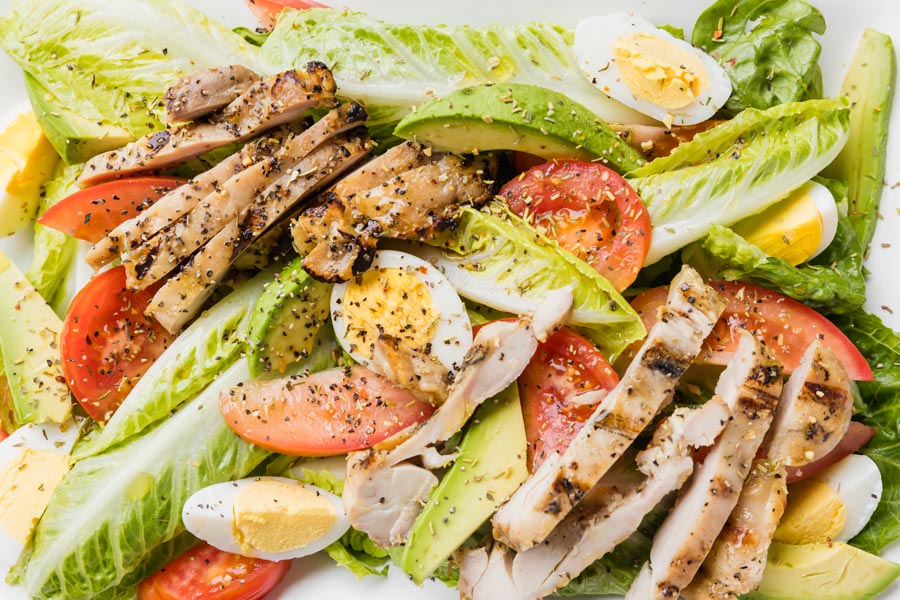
xmin=331 ymin=250 xmax=473 ymax=372
xmin=0 ymin=420 xmax=80 ymax=573
xmin=732 ymin=180 xmax=839 ymax=265
xmin=182 ymin=476 xmax=350 ymax=561
xmin=574 ymin=13 xmax=732 ymax=127
xmin=775 ymin=454 xmax=882 ymax=545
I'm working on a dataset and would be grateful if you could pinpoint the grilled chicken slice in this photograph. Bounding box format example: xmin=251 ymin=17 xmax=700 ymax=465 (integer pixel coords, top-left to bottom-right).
xmin=85 ymin=123 xmax=306 ymax=270
xmin=491 ymin=266 xmax=726 ymax=552
xmin=146 ymin=131 xmax=372 ymax=333
xmin=683 ymin=341 xmax=854 ymax=599
xmin=459 ymin=397 xmax=731 ymax=600
xmin=370 ymin=335 xmax=450 ymax=405
xmin=343 ymin=288 xmax=573 ymax=546
xmin=79 ymin=63 xmax=338 ymax=185
xmin=293 ymin=149 xmax=499 ymax=283
xmin=164 ymin=65 xmax=261 ymax=123
xmin=626 ymin=332 xmax=783 ymax=600
xmin=123 ymin=102 xmax=367 ymax=289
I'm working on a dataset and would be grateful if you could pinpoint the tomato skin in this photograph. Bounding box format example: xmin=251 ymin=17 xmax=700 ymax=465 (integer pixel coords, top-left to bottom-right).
xmin=630 ymin=281 xmax=873 ymax=381
xmin=785 ymin=421 xmax=876 ymax=483
xmin=500 ymin=160 xmax=651 ymax=291
xmin=37 ymin=177 xmax=185 ymax=243
xmin=245 ymin=0 xmax=326 ymax=30
xmin=518 ymin=327 xmax=619 ymax=470
xmin=220 ymin=364 xmax=436 ymax=456
xmin=137 ymin=542 xmax=291 ymax=600
xmin=60 ymin=266 xmax=174 ymax=422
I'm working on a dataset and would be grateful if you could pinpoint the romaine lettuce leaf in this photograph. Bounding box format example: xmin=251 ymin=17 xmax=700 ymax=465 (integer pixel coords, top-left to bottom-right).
xmin=410 ymin=206 xmax=646 ymax=360
xmin=260 ymin=8 xmax=650 ymax=138
xmin=692 ymin=0 xmax=826 ymax=113
xmin=628 ymin=98 xmax=850 ymax=265
xmin=73 ymin=269 xmax=276 ymax=461
xmin=0 ymin=0 xmax=262 ymax=149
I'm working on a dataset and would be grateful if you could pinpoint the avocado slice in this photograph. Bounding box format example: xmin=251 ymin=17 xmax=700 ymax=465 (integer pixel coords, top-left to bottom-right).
xmin=0 ymin=249 xmax=72 ymax=425
xmin=24 ymin=72 xmax=132 ymax=165
xmin=746 ymin=542 xmax=900 ymax=600
xmin=394 ymin=83 xmax=645 ymax=174
xmin=822 ymin=28 xmax=896 ymax=249
xmin=245 ymin=256 xmax=332 ymax=377
xmin=399 ymin=384 xmax=528 ymax=583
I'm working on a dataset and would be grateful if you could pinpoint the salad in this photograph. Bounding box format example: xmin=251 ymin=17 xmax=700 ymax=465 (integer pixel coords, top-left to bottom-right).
xmin=0 ymin=0 xmax=898 ymax=599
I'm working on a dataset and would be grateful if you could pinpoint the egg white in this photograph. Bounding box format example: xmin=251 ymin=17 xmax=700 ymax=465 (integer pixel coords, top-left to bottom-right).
xmin=330 ymin=250 xmax=473 ymax=372
xmin=574 ymin=13 xmax=732 ymax=126
xmin=0 ymin=420 xmax=81 ymax=572
xmin=815 ymin=454 xmax=882 ymax=543
xmin=182 ymin=476 xmax=350 ymax=561
xmin=806 ymin=181 xmax=839 ymax=259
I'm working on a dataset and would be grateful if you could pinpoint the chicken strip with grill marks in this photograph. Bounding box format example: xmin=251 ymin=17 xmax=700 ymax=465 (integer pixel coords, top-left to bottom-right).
xmin=682 ymin=341 xmax=854 ymax=600
xmin=491 ymin=266 xmax=726 ymax=552
xmin=293 ymin=148 xmax=499 ymax=283
xmin=626 ymin=332 xmax=783 ymax=600
xmin=79 ymin=63 xmax=338 ymax=185
xmin=164 ymin=65 xmax=261 ymax=123
xmin=123 ymin=102 xmax=367 ymax=290
xmin=343 ymin=288 xmax=573 ymax=547
xmin=146 ymin=131 xmax=372 ymax=333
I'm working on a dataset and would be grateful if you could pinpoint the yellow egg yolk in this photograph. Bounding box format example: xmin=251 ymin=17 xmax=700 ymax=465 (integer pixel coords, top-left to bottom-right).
xmin=774 ymin=479 xmax=847 ymax=545
xmin=233 ymin=480 xmax=336 ymax=554
xmin=0 ymin=449 xmax=69 ymax=543
xmin=612 ymin=33 xmax=710 ymax=114
xmin=0 ymin=111 xmax=59 ymax=237
xmin=341 ymin=267 xmax=437 ymax=360
xmin=732 ymin=185 xmax=825 ymax=266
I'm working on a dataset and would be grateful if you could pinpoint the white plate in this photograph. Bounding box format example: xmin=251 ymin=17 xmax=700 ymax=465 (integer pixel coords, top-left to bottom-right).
xmin=0 ymin=1 xmax=897 ymax=599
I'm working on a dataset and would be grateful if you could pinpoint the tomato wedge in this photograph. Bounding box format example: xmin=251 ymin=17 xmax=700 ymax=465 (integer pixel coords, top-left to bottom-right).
xmin=518 ymin=328 xmax=619 ymax=471
xmin=38 ymin=177 xmax=185 ymax=243
xmin=245 ymin=0 xmax=326 ymax=30
xmin=785 ymin=421 xmax=876 ymax=483
xmin=137 ymin=542 xmax=291 ymax=600
xmin=500 ymin=160 xmax=651 ymax=291
xmin=630 ymin=281 xmax=873 ymax=381
xmin=220 ymin=364 xmax=436 ymax=456
xmin=60 ymin=266 xmax=174 ymax=422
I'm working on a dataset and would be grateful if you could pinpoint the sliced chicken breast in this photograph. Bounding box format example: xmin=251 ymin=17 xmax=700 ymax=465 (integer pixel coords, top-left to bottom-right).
xmin=625 ymin=332 xmax=783 ymax=600
xmin=343 ymin=288 xmax=573 ymax=547
xmin=146 ymin=131 xmax=372 ymax=333
xmin=123 ymin=102 xmax=367 ymax=289
xmin=164 ymin=65 xmax=261 ymax=123
xmin=491 ymin=266 xmax=727 ymax=552
xmin=79 ymin=63 xmax=338 ymax=185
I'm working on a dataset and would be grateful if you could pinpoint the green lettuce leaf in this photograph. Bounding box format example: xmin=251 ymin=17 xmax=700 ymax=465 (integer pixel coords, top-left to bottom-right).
xmin=0 ymin=0 xmax=262 ymax=148
xmin=73 ymin=269 xmax=276 ymax=460
xmin=830 ymin=310 xmax=900 ymax=554
xmin=410 ymin=206 xmax=646 ymax=360
xmin=260 ymin=9 xmax=650 ymax=138
xmin=628 ymin=98 xmax=850 ymax=265
xmin=323 ymin=537 xmax=389 ymax=579
xmin=25 ymin=164 xmax=81 ymax=313
xmin=682 ymin=223 xmax=866 ymax=314
xmin=692 ymin=0 xmax=826 ymax=113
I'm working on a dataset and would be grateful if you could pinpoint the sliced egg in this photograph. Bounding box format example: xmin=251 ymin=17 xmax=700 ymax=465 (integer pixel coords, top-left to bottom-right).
xmin=732 ymin=181 xmax=839 ymax=265
xmin=182 ymin=476 xmax=350 ymax=561
xmin=331 ymin=250 xmax=473 ymax=372
xmin=776 ymin=454 xmax=882 ymax=545
xmin=574 ymin=13 xmax=732 ymax=127
xmin=0 ymin=420 xmax=81 ymax=573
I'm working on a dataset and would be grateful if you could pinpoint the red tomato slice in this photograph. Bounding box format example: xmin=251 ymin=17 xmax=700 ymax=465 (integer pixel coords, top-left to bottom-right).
xmin=0 ymin=372 xmax=13 ymax=441
xmin=500 ymin=160 xmax=651 ymax=291
xmin=60 ymin=266 xmax=174 ymax=422
xmin=220 ymin=364 xmax=436 ymax=456
xmin=630 ymin=281 xmax=873 ymax=381
xmin=137 ymin=542 xmax=291 ymax=600
xmin=518 ymin=328 xmax=619 ymax=471
xmin=245 ymin=0 xmax=326 ymax=30
xmin=38 ymin=177 xmax=185 ymax=243
xmin=785 ymin=421 xmax=876 ymax=483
